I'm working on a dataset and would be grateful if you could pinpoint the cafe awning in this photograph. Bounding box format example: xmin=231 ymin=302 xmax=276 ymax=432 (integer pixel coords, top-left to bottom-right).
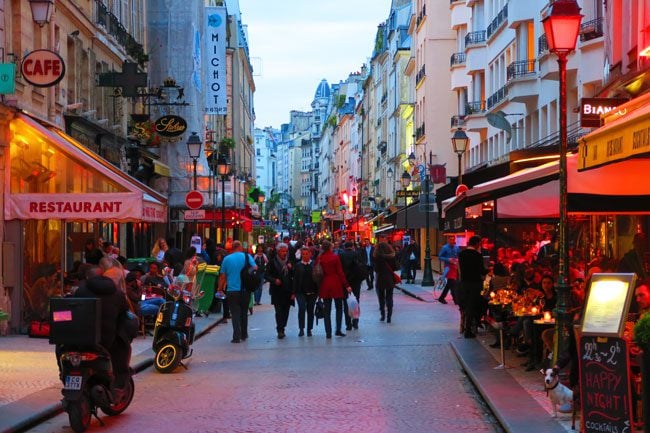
xmin=6 ymin=113 xmax=168 ymax=223
xmin=395 ymin=202 xmax=438 ymax=230
xmin=444 ymin=153 xmax=650 ymax=219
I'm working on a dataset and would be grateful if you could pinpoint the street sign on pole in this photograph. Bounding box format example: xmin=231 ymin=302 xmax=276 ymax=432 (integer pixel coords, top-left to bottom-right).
xmin=185 ymin=190 xmax=204 ymax=210
xmin=184 ymin=209 xmax=205 ymax=220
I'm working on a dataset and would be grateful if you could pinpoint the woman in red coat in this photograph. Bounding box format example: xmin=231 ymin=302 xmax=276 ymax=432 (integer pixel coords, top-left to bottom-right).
xmin=317 ymin=240 xmax=352 ymax=338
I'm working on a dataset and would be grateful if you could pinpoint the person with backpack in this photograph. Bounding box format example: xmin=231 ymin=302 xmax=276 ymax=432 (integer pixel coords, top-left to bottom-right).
xmin=265 ymin=243 xmax=294 ymax=339
xmin=339 ymin=241 xmax=366 ymax=330
xmin=217 ymin=241 xmax=257 ymax=343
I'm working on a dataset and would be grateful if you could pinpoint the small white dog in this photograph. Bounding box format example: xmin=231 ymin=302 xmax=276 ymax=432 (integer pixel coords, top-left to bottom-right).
xmin=541 ymin=368 xmax=573 ymax=417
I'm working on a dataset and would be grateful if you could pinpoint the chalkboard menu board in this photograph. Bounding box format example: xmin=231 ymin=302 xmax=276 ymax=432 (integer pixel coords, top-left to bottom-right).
xmin=579 ymin=336 xmax=633 ymax=433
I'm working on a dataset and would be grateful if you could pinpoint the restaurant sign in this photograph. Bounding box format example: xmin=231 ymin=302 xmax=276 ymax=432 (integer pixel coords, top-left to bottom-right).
xmin=579 ymin=110 xmax=650 ymax=170
xmin=580 ymin=98 xmax=628 ymax=128
xmin=6 ymin=193 xmax=142 ymax=221
xmin=21 ymin=50 xmax=65 ymax=87
xmin=154 ymin=115 xmax=187 ymax=137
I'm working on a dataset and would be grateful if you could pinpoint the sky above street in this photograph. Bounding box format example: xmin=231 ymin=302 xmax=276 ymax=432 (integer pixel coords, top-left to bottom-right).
xmin=239 ymin=0 xmax=393 ymax=129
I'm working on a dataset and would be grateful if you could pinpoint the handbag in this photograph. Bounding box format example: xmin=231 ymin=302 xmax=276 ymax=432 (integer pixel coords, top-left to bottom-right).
xmin=29 ymin=320 xmax=50 ymax=338
xmin=240 ymin=253 xmax=261 ymax=292
xmin=118 ymin=310 xmax=140 ymax=341
xmin=314 ymin=298 xmax=325 ymax=324
xmin=387 ymin=263 xmax=401 ymax=286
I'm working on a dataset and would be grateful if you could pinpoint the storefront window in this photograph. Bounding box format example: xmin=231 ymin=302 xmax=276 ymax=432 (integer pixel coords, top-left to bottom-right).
xmin=23 ymin=220 xmax=62 ymax=322
xmin=9 ymin=118 xmax=127 ymax=194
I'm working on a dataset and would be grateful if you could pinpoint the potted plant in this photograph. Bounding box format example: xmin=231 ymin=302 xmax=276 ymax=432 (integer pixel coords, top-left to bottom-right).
xmin=634 ymin=314 xmax=650 ymax=424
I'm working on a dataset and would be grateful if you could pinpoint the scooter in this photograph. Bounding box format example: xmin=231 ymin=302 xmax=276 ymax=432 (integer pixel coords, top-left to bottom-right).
xmin=57 ymin=345 xmax=135 ymax=432
xmin=152 ymin=279 xmax=200 ymax=373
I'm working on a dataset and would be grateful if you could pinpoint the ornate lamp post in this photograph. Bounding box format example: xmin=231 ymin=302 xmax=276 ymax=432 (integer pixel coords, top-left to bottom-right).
xmin=217 ymin=155 xmax=230 ymax=244
xmin=451 ymin=128 xmax=469 ymax=186
xmin=421 ymin=152 xmax=435 ymax=286
xmin=542 ymin=0 xmax=582 ymax=361
xmin=29 ymin=0 xmax=54 ymax=27
xmin=400 ymin=170 xmax=411 ymax=238
xmin=186 ymin=132 xmax=202 ymax=191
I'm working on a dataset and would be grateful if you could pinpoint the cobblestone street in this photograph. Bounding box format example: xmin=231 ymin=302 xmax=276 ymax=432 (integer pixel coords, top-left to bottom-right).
xmin=26 ymin=287 xmax=504 ymax=433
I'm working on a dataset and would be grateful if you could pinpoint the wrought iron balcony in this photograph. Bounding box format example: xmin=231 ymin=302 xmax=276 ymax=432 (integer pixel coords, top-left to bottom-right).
xmin=465 ymin=31 xmax=487 ymax=48
xmin=96 ymin=0 xmax=147 ymax=65
xmin=416 ymin=65 xmax=426 ymax=85
xmin=451 ymin=115 xmax=466 ymax=128
xmin=450 ymin=52 xmax=466 ymax=67
xmin=506 ymin=59 xmax=536 ymax=81
xmin=415 ymin=123 xmax=426 ymax=141
xmin=580 ymin=17 xmax=604 ymax=42
xmin=416 ymin=4 xmax=426 ymax=27
xmin=538 ymin=34 xmax=548 ymax=55
xmin=487 ymin=85 xmax=508 ymax=110
xmin=466 ymin=100 xmax=486 ymax=115
xmin=487 ymin=4 xmax=508 ymax=39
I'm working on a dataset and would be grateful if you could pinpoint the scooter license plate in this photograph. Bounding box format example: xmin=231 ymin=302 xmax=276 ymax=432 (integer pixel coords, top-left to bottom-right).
xmin=64 ymin=375 xmax=82 ymax=390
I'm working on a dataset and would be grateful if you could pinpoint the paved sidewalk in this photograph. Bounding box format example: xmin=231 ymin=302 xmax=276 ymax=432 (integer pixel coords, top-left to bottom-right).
xmin=0 ymin=312 xmax=225 ymax=433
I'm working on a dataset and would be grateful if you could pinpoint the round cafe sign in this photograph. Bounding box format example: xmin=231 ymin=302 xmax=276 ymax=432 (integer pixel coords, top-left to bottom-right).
xmin=154 ymin=115 xmax=188 ymax=138
xmin=21 ymin=50 xmax=66 ymax=87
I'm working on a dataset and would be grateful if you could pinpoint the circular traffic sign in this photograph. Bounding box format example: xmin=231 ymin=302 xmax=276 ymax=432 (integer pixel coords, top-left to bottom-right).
xmin=185 ymin=190 xmax=204 ymax=209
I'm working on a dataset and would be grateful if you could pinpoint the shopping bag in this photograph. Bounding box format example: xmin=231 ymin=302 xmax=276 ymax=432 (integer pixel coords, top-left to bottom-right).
xmin=346 ymin=296 xmax=360 ymax=319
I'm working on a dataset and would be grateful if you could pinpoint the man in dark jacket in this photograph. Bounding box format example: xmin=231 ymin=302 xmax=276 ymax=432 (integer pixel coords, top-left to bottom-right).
xmin=340 ymin=241 xmax=365 ymax=329
xmin=360 ymin=238 xmax=374 ymax=290
xmin=266 ymin=243 xmax=294 ymax=339
xmin=293 ymin=246 xmax=317 ymax=336
xmin=163 ymin=237 xmax=184 ymax=276
xmin=458 ymin=235 xmax=487 ymax=339
xmin=74 ymin=266 xmax=131 ymax=386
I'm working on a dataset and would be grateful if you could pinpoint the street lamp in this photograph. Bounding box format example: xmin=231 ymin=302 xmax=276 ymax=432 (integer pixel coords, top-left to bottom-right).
xmin=451 ymin=128 xmax=469 ymax=186
xmin=186 ymin=132 xmax=202 ymax=191
xmin=29 ymin=0 xmax=54 ymax=27
xmin=421 ymin=151 xmax=435 ymax=287
xmin=400 ymin=169 xmax=411 ymax=238
xmin=217 ymin=155 xmax=230 ymax=244
xmin=542 ymin=0 xmax=582 ymax=362
xmin=258 ymin=190 xmax=266 ymax=218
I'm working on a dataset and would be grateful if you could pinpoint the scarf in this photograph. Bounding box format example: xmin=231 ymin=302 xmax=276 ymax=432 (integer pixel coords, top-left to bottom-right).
xmin=276 ymin=256 xmax=289 ymax=276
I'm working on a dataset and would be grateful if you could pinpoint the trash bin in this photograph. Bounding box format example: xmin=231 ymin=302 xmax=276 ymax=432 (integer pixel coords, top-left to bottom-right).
xmin=126 ymin=257 xmax=157 ymax=272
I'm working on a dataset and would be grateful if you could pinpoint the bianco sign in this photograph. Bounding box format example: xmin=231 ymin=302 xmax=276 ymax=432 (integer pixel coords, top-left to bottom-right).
xmin=204 ymin=7 xmax=227 ymax=115
xmin=21 ymin=50 xmax=65 ymax=87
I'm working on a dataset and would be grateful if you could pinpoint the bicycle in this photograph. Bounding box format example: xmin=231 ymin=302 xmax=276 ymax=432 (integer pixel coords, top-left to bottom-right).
xmin=432 ymin=275 xmax=447 ymax=300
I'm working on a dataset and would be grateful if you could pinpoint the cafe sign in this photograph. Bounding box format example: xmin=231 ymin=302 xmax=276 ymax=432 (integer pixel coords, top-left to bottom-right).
xmin=580 ymin=98 xmax=629 ymax=128
xmin=154 ymin=115 xmax=187 ymax=137
xmin=21 ymin=50 xmax=65 ymax=87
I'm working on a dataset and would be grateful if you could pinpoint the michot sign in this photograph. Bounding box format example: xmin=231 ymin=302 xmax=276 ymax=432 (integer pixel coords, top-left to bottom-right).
xmin=21 ymin=50 xmax=66 ymax=87
xmin=154 ymin=115 xmax=187 ymax=137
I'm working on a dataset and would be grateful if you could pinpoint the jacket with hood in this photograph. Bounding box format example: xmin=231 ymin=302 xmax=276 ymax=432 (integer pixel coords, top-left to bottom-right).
xmin=75 ymin=275 xmax=129 ymax=349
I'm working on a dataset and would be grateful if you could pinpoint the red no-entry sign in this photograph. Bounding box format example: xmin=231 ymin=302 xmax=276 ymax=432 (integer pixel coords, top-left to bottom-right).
xmin=185 ymin=190 xmax=204 ymax=209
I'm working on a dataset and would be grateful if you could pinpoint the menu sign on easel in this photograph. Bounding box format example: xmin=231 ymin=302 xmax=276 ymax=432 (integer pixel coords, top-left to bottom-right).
xmin=579 ymin=336 xmax=633 ymax=433
xmin=581 ymin=273 xmax=636 ymax=338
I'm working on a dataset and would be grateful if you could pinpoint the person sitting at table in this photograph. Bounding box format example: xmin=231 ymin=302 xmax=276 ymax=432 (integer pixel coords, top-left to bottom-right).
xmin=141 ymin=262 xmax=169 ymax=290
xmin=634 ymin=279 xmax=650 ymax=318
xmin=126 ymin=272 xmax=164 ymax=319
xmin=540 ymin=274 xmax=556 ymax=313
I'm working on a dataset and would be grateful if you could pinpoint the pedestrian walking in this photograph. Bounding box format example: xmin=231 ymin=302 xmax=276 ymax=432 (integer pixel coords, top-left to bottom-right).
xmin=217 ymin=241 xmax=257 ymax=343
xmin=438 ymin=235 xmax=459 ymax=304
xmin=317 ymin=240 xmax=352 ymax=338
xmin=340 ymin=241 xmax=366 ymax=330
xmin=293 ymin=246 xmax=317 ymax=336
xmin=403 ymin=238 xmax=419 ymax=284
xmin=266 ymin=243 xmax=294 ymax=339
xmin=360 ymin=238 xmax=374 ymax=290
xmin=373 ymin=241 xmax=398 ymax=323
xmin=458 ymin=235 xmax=487 ymax=338
xmin=253 ymin=245 xmax=268 ymax=306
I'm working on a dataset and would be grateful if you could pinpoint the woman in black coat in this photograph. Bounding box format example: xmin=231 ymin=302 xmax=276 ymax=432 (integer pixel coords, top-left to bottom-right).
xmin=374 ymin=242 xmax=398 ymax=323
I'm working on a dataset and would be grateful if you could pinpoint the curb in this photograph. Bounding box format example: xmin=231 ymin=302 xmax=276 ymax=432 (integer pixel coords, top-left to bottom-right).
xmin=1 ymin=316 xmax=224 ymax=433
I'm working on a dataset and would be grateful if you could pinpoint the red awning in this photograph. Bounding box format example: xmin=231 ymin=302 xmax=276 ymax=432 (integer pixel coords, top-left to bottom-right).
xmin=199 ymin=209 xmax=253 ymax=232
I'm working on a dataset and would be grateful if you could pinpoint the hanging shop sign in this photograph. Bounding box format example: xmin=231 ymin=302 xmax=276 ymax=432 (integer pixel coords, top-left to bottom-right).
xmin=580 ymin=98 xmax=629 ymax=128
xmin=21 ymin=50 xmax=65 ymax=87
xmin=0 ymin=63 xmax=16 ymax=94
xmin=154 ymin=115 xmax=187 ymax=137
xmin=204 ymin=6 xmax=227 ymax=115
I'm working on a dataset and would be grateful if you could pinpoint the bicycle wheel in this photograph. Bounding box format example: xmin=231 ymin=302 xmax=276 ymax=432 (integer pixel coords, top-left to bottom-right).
xmin=433 ymin=276 xmax=447 ymax=299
